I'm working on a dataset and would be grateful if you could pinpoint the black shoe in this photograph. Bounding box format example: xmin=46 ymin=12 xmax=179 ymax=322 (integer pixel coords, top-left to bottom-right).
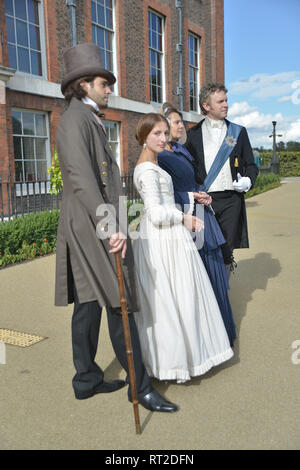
xmin=135 ymin=390 xmax=179 ymax=412
xmin=75 ymin=380 xmax=126 ymax=400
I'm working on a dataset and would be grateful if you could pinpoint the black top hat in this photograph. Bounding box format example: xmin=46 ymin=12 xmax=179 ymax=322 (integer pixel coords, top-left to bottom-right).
xmin=61 ymin=43 xmax=116 ymax=94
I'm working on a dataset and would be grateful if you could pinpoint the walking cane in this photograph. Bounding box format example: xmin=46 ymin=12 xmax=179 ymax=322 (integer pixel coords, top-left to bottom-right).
xmin=114 ymin=251 xmax=141 ymax=435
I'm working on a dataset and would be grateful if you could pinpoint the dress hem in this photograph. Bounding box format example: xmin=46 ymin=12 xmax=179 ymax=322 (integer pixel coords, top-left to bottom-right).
xmin=146 ymin=347 xmax=234 ymax=383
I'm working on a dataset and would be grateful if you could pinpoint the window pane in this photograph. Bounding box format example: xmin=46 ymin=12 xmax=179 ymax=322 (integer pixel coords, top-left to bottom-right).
xmin=105 ymin=6 xmax=112 ymax=29
xmin=23 ymin=138 xmax=35 ymax=159
xmin=4 ymin=0 xmax=14 ymax=16
xmin=105 ymin=30 xmax=111 ymax=50
xmin=8 ymin=44 xmax=17 ymax=69
xmin=31 ymin=50 xmax=42 ymax=75
xmin=15 ymin=161 xmax=24 ymax=181
xmin=29 ymin=24 xmax=41 ymax=50
xmin=151 ymin=31 xmax=157 ymax=50
xmin=24 ymin=160 xmax=36 ymax=180
xmin=6 ymin=16 xmax=16 ymax=43
xmin=157 ymin=86 xmax=161 ymax=103
xmin=97 ymin=4 xmax=105 ymax=25
xmin=151 ymin=85 xmax=157 ymax=102
xmin=92 ymin=24 xmax=96 ymax=43
xmin=150 ymin=50 xmax=156 ymax=67
xmin=36 ymin=161 xmax=47 ymax=180
xmin=23 ymin=113 xmax=35 ymax=135
xmin=13 ymin=136 xmax=22 ymax=159
xmin=96 ymin=27 xmax=105 ymax=48
xmin=91 ymin=1 xmax=97 ymax=21
xmin=28 ymin=0 xmax=39 ymax=24
xmin=151 ymin=12 xmax=156 ymax=31
xmin=99 ymin=48 xmax=105 ymax=65
xmin=35 ymin=138 xmax=46 ymax=159
xmin=158 ymin=32 xmax=162 ymax=51
xmin=12 ymin=111 xmax=22 ymax=134
xmin=105 ymin=51 xmax=112 ymax=71
xmin=189 ymin=47 xmax=193 ymax=65
xmin=17 ymin=46 xmax=30 ymax=73
xmin=16 ymin=19 xmax=29 ymax=46
xmin=15 ymin=0 xmax=27 ymax=20
xmin=35 ymin=114 xmax=46 ymax=136
xmin=109 ymin=123 xmax=117 ymax=141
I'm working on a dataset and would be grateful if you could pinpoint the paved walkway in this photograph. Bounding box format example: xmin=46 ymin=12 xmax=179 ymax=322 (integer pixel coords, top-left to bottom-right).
xmin=0 ymin=180 xmax=300 ymax=450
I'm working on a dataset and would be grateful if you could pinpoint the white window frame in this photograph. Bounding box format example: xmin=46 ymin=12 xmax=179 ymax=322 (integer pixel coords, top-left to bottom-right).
xmin=91 ymin=0 xmax=118 ymax=95
xmin=12 ymin=108 xmax=51 ymax=195
xmin=5 ymin=0 xmax=48 ymax=79
xmin=148 ymin=9 xmax=165 ymax=105
xmin=188 ymin=32 xmax=200 ymax=113
xmin=103 ymin=120 xmax=120 ymax=169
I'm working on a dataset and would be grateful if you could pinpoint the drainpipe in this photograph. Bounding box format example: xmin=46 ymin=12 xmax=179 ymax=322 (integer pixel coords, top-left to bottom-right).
xmin=66 ymin=0 xmax=77 ymax=46
xmin=176 ymin=0 xmax=183 ymax=111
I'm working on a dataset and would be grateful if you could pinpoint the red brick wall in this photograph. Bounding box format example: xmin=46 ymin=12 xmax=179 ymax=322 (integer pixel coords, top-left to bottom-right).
xmin=0 ymin=0 xmax=224 ymax=177
xmin=0 ymin=0 xmax=9 ymax=67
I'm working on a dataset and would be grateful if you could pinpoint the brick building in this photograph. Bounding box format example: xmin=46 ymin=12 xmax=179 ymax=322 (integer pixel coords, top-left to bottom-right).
xmin=0 ymin=0 xmax=224 ymax=185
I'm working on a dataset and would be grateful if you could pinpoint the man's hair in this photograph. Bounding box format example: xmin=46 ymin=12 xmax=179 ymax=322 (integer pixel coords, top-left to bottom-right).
xmin=135 ymin=113 xmax=169 ymax=146
xmin=63 ymin=76 xmax=96 ymax=103
xmin=199 ymin=83 xmax=228 ymax=115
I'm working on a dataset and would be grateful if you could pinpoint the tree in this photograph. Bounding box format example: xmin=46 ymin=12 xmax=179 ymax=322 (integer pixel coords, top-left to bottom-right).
xmin=286 ymin=141 xmax=300 ymax=151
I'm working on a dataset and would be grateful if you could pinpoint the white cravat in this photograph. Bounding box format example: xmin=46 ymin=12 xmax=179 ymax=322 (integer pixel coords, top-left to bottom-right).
xmin=202 ymin=117 xmax=234 ymax=192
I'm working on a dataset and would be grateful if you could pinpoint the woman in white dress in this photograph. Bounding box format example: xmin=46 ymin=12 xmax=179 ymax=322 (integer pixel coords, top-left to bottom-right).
xmin=132 ymin=113 xmax=233 ymax=383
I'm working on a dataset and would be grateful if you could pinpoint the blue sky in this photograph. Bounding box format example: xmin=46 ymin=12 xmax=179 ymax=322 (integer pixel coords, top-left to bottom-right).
xmin=224 ymin=0 xmax=300 ymax=148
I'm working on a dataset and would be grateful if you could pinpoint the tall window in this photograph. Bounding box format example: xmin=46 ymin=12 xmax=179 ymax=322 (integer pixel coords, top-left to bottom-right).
xmin=188 ymin=33 xmax=200 ymax=112
xmin=148 ymin=10 xmax=164 ymax=103
xmin=5 ymin=0 xmax=44 ymax=76
xmin=12 ymin=109 xmax=50 ymax=181
xmin=91 ymin=0 xmax=115 ymax=77
xmin=103 ymin=120 xmax=120 ymax=168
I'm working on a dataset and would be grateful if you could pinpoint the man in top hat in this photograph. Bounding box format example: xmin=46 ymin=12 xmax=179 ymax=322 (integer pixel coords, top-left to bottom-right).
xmin=185 ymin=83 xmax=258 ymax=277
xmin=55 ymin=43 xmax=177 ymax=412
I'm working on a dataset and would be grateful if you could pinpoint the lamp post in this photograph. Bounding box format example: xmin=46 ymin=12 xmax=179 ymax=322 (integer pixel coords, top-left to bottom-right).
xmin=269 ymin=121 xmax=282 ymax=174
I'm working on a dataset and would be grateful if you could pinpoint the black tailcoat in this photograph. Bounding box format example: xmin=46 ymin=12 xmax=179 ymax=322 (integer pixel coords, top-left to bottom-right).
xmin=185 ymin=118 xmax=258 ymax=249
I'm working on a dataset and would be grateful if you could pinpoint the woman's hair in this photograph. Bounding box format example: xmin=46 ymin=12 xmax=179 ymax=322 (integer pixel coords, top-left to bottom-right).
xmin=135 ymin=113 xmax=169 ymax=146
xmin=63 ymin=76 xmax=96 ymax=103
xmin=160 ymin=102 xmax=183 ymax=121
xmin=159 ymin=102 xmax=186 ymax=144
xmin=199 ymin=83 xmax=228 ymax=115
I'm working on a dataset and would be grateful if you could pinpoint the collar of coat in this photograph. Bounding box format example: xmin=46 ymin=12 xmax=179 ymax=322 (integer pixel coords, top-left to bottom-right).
xmin=67 ymin=98 xmax=116 ymax=162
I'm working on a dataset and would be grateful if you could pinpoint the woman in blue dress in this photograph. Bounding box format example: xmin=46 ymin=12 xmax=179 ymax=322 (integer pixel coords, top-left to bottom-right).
xmin=158 ymin=103 xmax=236 ymax=346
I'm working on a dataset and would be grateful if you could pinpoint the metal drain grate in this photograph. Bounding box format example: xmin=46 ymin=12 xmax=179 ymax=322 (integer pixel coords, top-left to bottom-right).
xmin=0 ymin=328 xmax=48 ymax=348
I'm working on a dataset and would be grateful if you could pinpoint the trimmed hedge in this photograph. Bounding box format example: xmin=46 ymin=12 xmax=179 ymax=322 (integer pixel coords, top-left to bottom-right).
xmin=0 ymin=210 xmax=59 ymax=267
xmin=260 ymin=151 xmax=300 ymax=177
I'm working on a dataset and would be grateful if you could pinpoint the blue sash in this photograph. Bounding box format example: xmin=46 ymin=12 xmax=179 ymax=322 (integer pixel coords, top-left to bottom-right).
xmin=200 ymin=121 xmax=243 ymax=192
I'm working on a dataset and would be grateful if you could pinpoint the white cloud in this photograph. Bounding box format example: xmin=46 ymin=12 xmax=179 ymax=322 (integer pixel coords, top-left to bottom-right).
xmin=228 ymin=101 xmax=300 ymax=148
xmin=277 ymin=96 xmax=292 ymax=103
xmin=285 ymin=118 xmax=300 ymax=141
xmin=228 ymin=101 xmax=257 ymax=117
xmin=229 ymin=72 xmax=300 ymax=103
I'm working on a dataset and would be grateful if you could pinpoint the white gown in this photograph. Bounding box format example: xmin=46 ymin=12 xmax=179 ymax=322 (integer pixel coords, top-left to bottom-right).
xmin=133 ymin=162 xmax=233 ymax=383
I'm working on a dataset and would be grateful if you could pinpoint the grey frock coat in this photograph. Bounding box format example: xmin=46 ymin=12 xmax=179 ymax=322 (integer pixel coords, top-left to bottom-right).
xmin=55 ymin=97 xmax=139 ymax=311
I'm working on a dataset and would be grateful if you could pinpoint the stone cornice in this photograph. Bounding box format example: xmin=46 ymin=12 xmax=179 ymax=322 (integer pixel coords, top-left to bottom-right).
xmin=0 ymin=65 xmax=16 ymax=83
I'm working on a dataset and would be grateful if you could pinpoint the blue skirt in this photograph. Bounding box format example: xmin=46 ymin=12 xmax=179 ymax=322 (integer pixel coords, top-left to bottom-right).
xmin=195 ymin=205 xmax=236 ymax=346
